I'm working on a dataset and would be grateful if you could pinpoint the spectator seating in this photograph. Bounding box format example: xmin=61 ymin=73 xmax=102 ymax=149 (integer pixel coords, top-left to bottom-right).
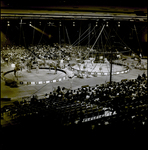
xmin=2 ymin=73 xmax=147 ymax=134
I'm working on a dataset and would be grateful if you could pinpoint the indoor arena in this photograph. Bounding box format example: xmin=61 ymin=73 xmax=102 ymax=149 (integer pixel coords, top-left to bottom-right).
xmin=1 ymin=1 xmax=147 ymax=148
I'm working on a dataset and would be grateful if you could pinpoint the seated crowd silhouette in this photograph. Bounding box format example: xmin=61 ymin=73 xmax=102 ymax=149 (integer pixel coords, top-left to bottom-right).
xmin=1 ymin=44 xmax=90 ymax=65
xmin=1 ymin=43 xmax=126 ymax=67
xmin=1 ymin=72 xmax=148 ymax=134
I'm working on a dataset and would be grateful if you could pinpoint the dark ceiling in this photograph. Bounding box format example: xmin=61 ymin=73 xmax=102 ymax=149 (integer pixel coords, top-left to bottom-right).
xmin=1 ymin=1 xmax=147 ymax=21
xmin=1 ymin=0 xmax=147 ymax=7
xmin=1 ymin=1 xmax=147 ymax=52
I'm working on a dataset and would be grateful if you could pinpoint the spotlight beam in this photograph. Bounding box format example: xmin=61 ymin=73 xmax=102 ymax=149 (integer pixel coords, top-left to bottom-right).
xmin=29 ymin=24 xmax=52 ymax=38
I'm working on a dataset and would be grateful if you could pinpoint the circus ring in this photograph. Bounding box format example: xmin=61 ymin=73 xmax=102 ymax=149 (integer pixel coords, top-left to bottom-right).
xmin=71 ymin=61 xmax=130 ymax=77
xmin=2 ymin=67 xmax=68 ymax=86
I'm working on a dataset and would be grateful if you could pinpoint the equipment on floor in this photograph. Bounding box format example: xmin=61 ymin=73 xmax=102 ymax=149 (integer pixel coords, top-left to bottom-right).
xmin=5 ymin=79 xmax=18 ymax=87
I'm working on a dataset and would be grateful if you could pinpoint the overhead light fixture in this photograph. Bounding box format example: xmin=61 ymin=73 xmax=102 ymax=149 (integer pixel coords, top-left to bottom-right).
xmin=48 ymin=22 xmax=51 ymax=26
xmin=29 ymin=21 xmax=32 ymax=26
xmin=19 ymin=19 xmax=26 ymax=25
xmin=129 ymin=19 xmax=135 ymax=22
xmin=7 ymin=21 xmax=10 ymax=26
xmin=48 ymin=22 xmax=54 ymax=26
xmin=118 ymin=21 xmax=120 ymax=27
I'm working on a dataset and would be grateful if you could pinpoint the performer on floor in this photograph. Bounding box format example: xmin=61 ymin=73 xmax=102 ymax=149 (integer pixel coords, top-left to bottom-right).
xmin=47 ymin=62 xmax=52 ymax=72
xmin=49 ymin=63 xmax=51 ymax=72
xmin=26 ymin=60 xmax=32 ymax=72
xmin=89 ymin=57 xmax=95 ymax=69
xmin=54 ymin=65 xmax=57 ymax=74
xmin=137 ymin=57 xmax=141 ymax=66
xmin=131 ymin=51 xmax=135 ymax=59
xmin=36 ymin=64 xmax=39 ymax=74
xmin=20 ymin=61 xmax=24 ymax=71
xmin=14 ymin=68 xmax=17 ymax=77
xmin=14 ymin=63 xmax=20 ymax=79
xmin=60 ymin=58 xmax=64 ymax=69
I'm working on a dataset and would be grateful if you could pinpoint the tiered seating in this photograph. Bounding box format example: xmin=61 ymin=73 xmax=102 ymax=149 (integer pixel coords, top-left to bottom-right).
xmin=1 ymin=73 xmax=147 ymax=133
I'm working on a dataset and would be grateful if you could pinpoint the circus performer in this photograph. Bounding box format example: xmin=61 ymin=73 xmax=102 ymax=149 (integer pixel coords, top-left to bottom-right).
xmin=43 ymin=58 xmax=46 ymax=67
xmin=131 ymin=52 xmax=135 ymax=59
xmin=54 ymin=65 xmax=57 ymax=74
xmin=19 ymin=61 xmax=24 ymax=71
xmin=36 ymin=64 xmax=39 ymax=74
xmin=86 ymin=70 xmax=91 ymax=78
xmin=78 ymin=63 xmax=81 ymax=70
xmin=104 ymin=58 xmax=109 ymax=64
xmin=139 ymin=53 xmax=142 ymax=58
xmin=5 ymin=57 xmax=8 ymax=65
xmin=47 ymin=62 xmax=52 ymax=72
xmin=14 ymin=67 xmax=17 ymax=77
xmin=136 ymin=57 xmax=141 ymax=66
xmin=26 ymin=60 xmax=32 ymax=72
xmin=60 ymin=58 xmax=64 ymax=69
xmin=89 ymin=57 xmax=95 ymax=69
xmin=83 ymin=63 xmax=87 ymax=70
xmin=14 ymin=63 xmax=20 ymax=78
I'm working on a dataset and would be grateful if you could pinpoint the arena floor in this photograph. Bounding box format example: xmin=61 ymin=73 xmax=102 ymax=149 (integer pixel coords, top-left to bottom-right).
xmin=1 ymin=56 xmax=147 ymax=127
xmin=4 ymin=69 xmax=67 ymax=83
xmin=72 ymin=63 xmax=126 ymax=73
xmin=1 ymin=56 xmax=147 ymax=104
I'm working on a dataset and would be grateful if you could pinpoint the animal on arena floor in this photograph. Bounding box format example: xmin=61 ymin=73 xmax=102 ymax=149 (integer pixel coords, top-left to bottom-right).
xmin=47 ymin=62 xmax=58 ymax=74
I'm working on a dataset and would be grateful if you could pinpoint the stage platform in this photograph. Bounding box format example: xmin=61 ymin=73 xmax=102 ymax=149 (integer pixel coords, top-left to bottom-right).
xmin=4 ymin=68 xmax=68 ymax=85
xmin=72 ymin=62 xmax=129 ymax=75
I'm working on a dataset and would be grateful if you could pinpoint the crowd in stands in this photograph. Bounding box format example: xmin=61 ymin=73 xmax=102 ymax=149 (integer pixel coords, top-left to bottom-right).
xmin=1 ymin=43 xmax=125 ymax=67
xmin=1 ymin=72 xmax=147 ymax=133
xmin=1 ymin=44 xmax=91 ymax=65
